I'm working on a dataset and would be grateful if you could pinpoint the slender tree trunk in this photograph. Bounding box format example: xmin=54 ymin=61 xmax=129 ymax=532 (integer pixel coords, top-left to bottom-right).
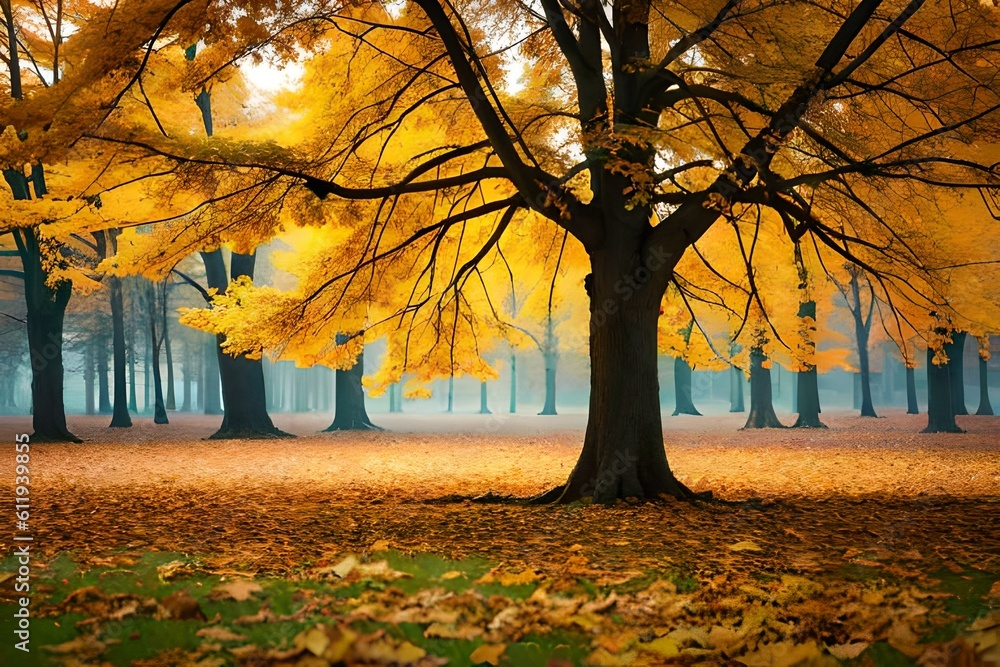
xmin=945 ymin=331 xmax=968 ymax=416
xmin=127 ymin=285 xmax=139 ymax=414
xmin=109 ymin=273 xmax=132 ymax=427
xmin=856 ymin=324 xmax=877 ymax=417
xmin=84 ymin=342 xmax=95 ymax=416
xmin=555 ymin=262 xmax=693 ymax=503
xmin=389 ymin=382 xmax=401 ymax=413
xmin=147 ymin=283 xmax=168 ymax=424
xmin=447 ymin=374 xmax=454 ymax=413
xmin=539 ymin=350 xmax=558 ymax=415
xmin=976 ymin=356 xmax=994 ymax=416
xmin=882 ymin=346 xmax=894 ymax=405
xmin=96 ymin=336 xmax=112 ymax=414
xmin=671 ymin=357 xmax=701 ymax=416
xmin=326 ymin=337 xmax=379 ymax=431
xmin=906 ymin=365 xmax=919 ymax=414
xmin=924 ymin=344 xmax=963 ymax=433
xmin=164 ymin=315 xmax=176 ymax=410
xmin=143 ymin=319 xmax=151 ymax=413
xmin=181 ymin=344 xmax=192 ymax=413
xmin=744 ymin=347 xmax=785 ymax=429
xmin=479 ymin=381 xmax=491 ymax=414
xmin=203 ymin=335 xmax=222 ymax=415
xmin=201 ymin=250 xmax=288 ymax=438
xmin=509 ymin=353 xmax=517 ymax=414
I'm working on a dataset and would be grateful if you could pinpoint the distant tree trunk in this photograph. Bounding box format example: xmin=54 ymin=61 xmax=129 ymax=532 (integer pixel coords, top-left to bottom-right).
xmin=96 ymin=336 xmax=112 ymax=414
xmin=976 ymin=356 xmax=994 ymax=416
xmin=924 ymin=341 xmax=963 ymax=433
xmin=326 ymin=336 xmax=379 ymax=431
xmin=744 ymin=347 xmax=785 ymax=429
xmin=163 ymin=315 xmax=176 ymax=410
xmin=793 ymin=300 xmax=824 ymax=428
xmin=539 ymin=317 xmax=558 ymax=415
xmin=203 ymin=336 xmax=222 ymax=415
xmin=108 ymin=272 xmax=132 ymax=427
xmin=945 ymin=331 xmax=968 ymax=416
xmin=447 ymin=374 xmax=454 ymax=413
xmin=294 ymin=367 xmax=310 ymax=413
xmin=729 ymin=365 xmax=745 ymax=413
xmin=127 ymin=285 xmax=139 ymax=414
xmin=84 ymin=342 xmax=95 ymax=416
xmin=882 ymin=346 xmax=894 ymax=405
xmin=906 ymin=366 xmax=919 ymax=414
xmin=849 ymin=271 xmax=878 ymax=417
xmin=202 ymin=250 xmax=288 ymax=438
xmin=146 ymin=282 xmax=168 ymax=424
xmin=509 ymin=353 xmax=517 ymax=414
xmin=479 ymin=381 xmax=491 ymax=414
xmin=389 ymin=382 xmax=402 ymax=413
xmin=181 ymin=341 xmax=192 ymax=412
xmin=672 ymin=357 xmax=701 ymax=416
xmin=143 ymin=319 xmax=151 ymax=413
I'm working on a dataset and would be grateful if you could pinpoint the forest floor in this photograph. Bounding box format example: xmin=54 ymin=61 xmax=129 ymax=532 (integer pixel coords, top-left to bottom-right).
xmin=0 ymin=410 xmax=998 ymax=666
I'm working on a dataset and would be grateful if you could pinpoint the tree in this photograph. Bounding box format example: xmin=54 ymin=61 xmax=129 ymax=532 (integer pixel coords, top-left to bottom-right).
xmin=52 ymin=0 xmax=1000 ymax=499
xmin=833 ymin=266 xmax=878 ymax=418
xmin=924 ymin=324 xmax=963 ymax=433
xmin=144 ymin=279 xmax=169 ymax=424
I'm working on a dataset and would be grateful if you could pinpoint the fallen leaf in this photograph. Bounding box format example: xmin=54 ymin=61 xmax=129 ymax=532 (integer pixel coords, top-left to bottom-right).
xmin=729 ymin=540 xmax=763 ymax=552
xmin=209 ymin=580 xmax=263 ymax=602
xmin=195 ymin=627 xmax=247 ymax=642
xmin=469 ymin=643 xmax=506 ymax=665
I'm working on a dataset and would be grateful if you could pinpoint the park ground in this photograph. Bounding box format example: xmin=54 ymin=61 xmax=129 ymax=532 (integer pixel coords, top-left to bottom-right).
xmin=0 ymin=410 xmax=998 ymax=666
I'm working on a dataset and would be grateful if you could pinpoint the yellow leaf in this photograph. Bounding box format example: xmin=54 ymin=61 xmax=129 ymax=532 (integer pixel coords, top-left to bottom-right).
xmin=469 ymin=643 xmax=506 ymax=665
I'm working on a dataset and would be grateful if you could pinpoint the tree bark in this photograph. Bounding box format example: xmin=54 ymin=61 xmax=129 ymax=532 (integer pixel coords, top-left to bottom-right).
xmin=906 ymin=366 xmax=919 ymax=414
xmin=744 ymin=347 xmax=785 ymax=429
xmin=201 ymin=250 xmax=288 ymax=438
xmin=108 ymin=273 xmax=132 ymax=427
xmin=556 ymin=263 xmax=693 ymax=503
xmin=671 ymin=357 xmax=701 ymax=416
xmin=325 ymin=337 xmax=379 ymax=431
xmin=945 ymin=331 xmax=968 ymax=416
xmin=924 ymin=344 xmax=963 ymax=433
xmin=976 ymin=356 xmax=994 ymax=416
xmin=729 ymin=365 xmax=745 ymax=413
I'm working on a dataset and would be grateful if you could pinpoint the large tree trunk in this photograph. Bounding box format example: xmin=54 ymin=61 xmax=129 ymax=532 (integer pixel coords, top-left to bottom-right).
xmin=671 ymin=357 xmax=701 ymax=416
xmin=945 ymin=331 xmax=968 ymax=416
xmin=109 ymin=274 xmax=132 ymax=427
xmin=744 ymin=347 xmax=785 ymax=429
xmin=906 ymin=365 xmax=919 ymax=414
xmin=729 ymin=365 xmax=745 ymax=412
xmin=18 ymin=229 xmax=80 ymax=442
xmin=96 ymin=336 xmax=112 ymax=414
xmin=924 ymin=345 xmax=963 ymax=433
xmin=201 ymin=250 xmax=288 ymax=439
xmin=325 ymin=338 xmax=379 ymax=431
xmin=556 ymin=263 xmax=693 ymax=503
xmin=976 ymin=356 xmax=994 ymax=416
